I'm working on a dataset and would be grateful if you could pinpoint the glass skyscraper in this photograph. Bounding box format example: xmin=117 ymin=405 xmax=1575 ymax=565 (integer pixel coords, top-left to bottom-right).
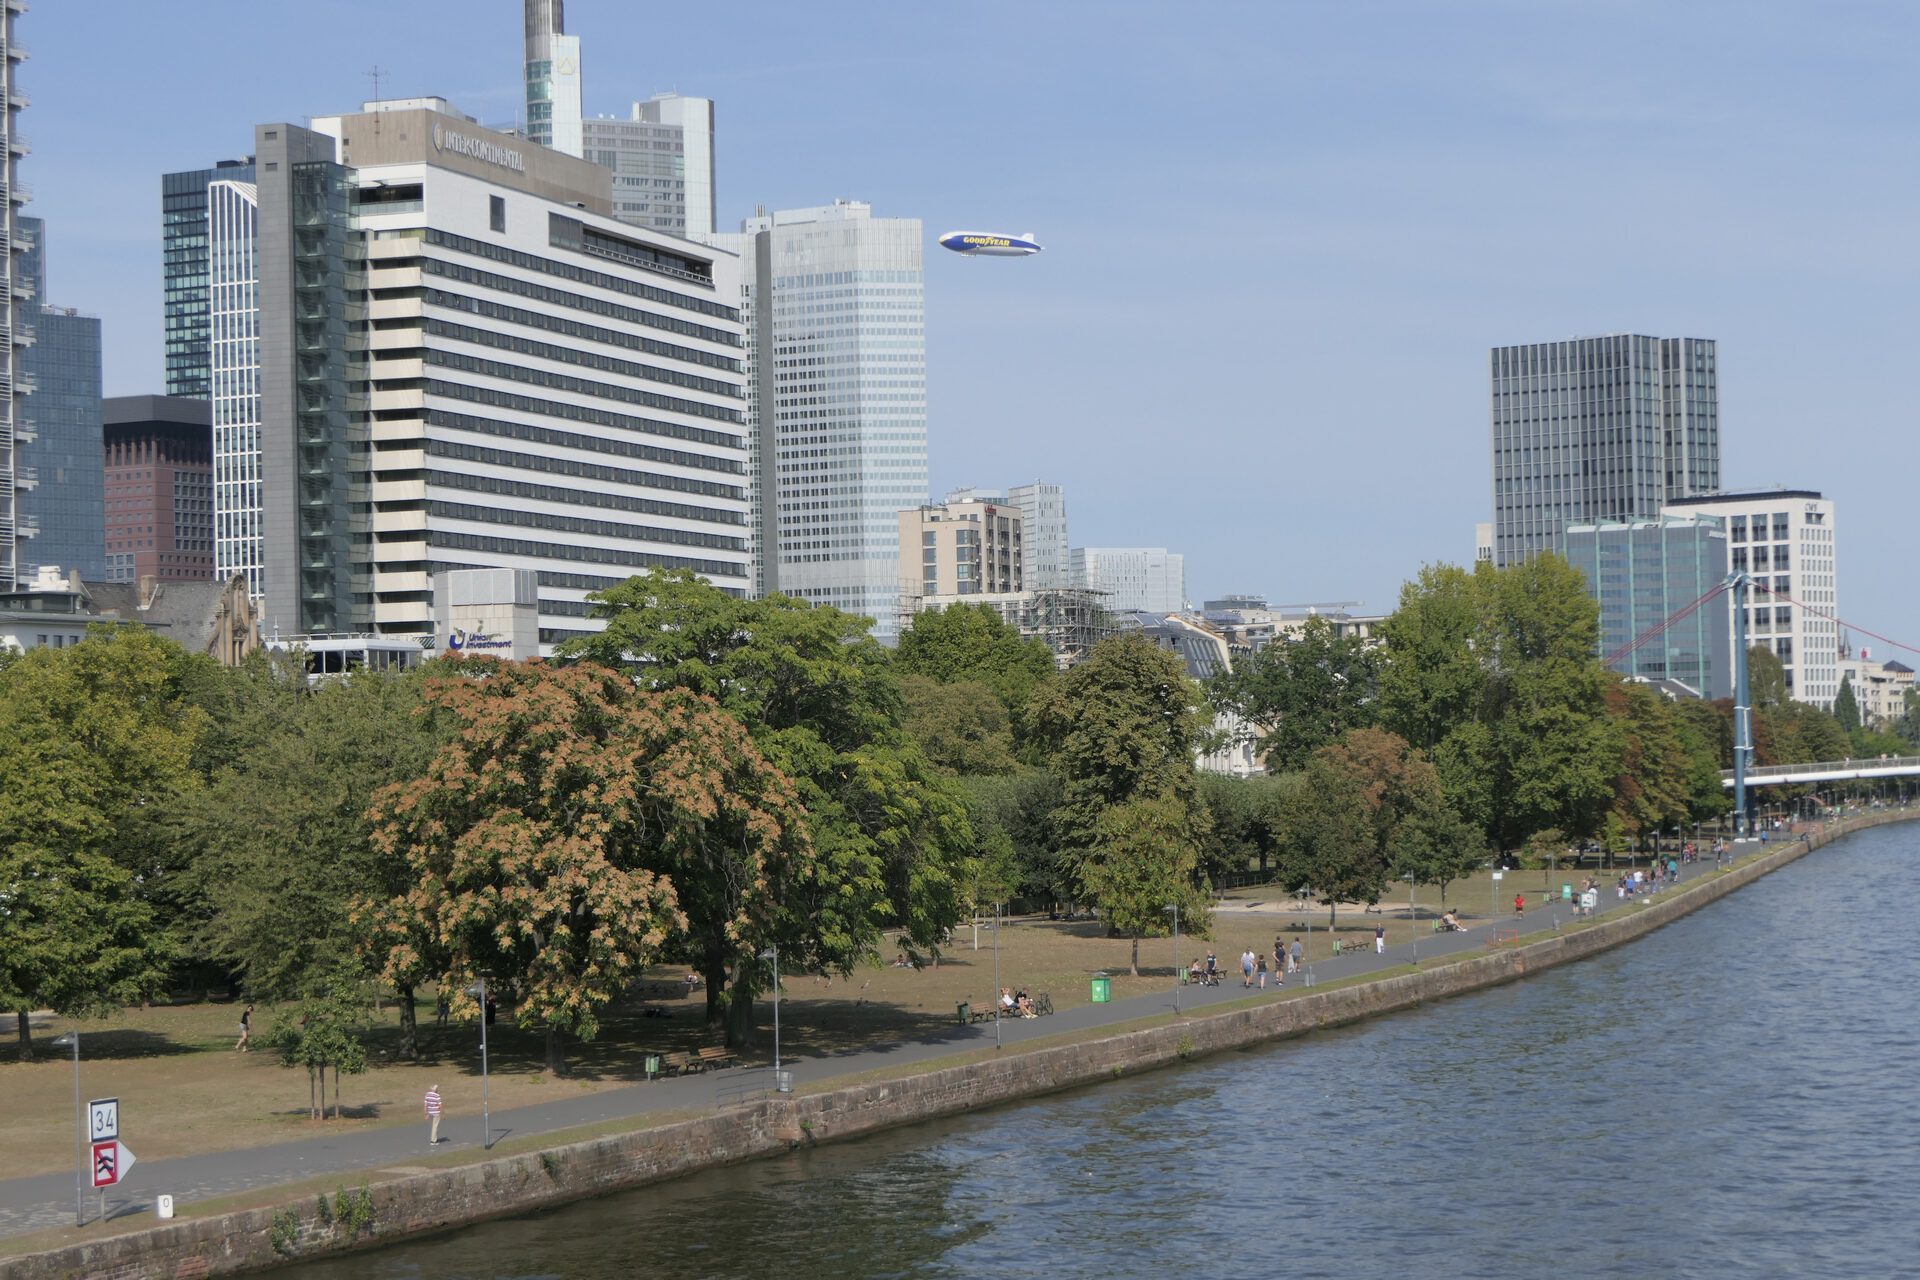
xmin=15 ymin=216 xmax=105 ymax=582
xmin=711 ymin=200 xmax=927 ymax=637
xmin=207 ymin=179 xmax=261 ymax=592
xmin=582 ymin=95 xmax=716 ymax=240
xmin=1490 ymin=335 xmax=1718 ymax=567
xmin=523 ymin=0 xmax=582 ymax=156
xmin=2 ymin=3 xmax=26 ymax=586
xmin=162 ymin=158 xmax=255 ymax=399
xmin=1565 ymin=515 xmax=1731 ymax=699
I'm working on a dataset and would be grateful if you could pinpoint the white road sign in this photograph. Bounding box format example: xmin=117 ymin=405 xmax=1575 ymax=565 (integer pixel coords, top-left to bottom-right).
xmin=88 ymin=1097 xmax=119 ymax=1143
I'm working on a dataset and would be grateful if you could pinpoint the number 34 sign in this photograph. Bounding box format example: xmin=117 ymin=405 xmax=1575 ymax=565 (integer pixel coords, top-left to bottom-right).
xmin=86 ymin=1098 xmax=135 ymax=1190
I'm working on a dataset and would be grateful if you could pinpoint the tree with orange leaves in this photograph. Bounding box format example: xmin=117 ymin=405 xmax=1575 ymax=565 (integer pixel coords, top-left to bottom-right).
xmin=361 ymin=660 xmax=809 ymax=1075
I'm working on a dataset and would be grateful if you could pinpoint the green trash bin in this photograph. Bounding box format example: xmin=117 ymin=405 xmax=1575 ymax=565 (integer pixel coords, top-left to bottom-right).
xmin=1561 ymin=883 xmax=1573 ymax=901
xmin=1090 ymin=973 xmax=1111 ymax=1004
xmin=956 ymin=1001 xmax=971 ymax=1025
xmin=643 ymin=1052 xmax=662 ymax=1081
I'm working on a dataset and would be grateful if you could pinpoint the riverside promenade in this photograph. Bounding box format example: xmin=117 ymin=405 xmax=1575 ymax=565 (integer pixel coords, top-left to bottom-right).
xmin=0 ymin=817 xmax=1882 ymax=1258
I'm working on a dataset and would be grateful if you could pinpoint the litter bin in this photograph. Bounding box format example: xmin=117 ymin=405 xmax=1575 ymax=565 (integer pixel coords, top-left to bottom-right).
xmin=643 ymin=1052 xmax=662 ymax=1080
xmin=1561 ymin=883 xmax=1573 ymax=901
xmin=956 ymin=1001 xmax=971 ymax=1025
xmin=1090 ymin=973 xmax=1111 ymax=1004
xmin=773 ymin=1069 xmax=794 ymax=1094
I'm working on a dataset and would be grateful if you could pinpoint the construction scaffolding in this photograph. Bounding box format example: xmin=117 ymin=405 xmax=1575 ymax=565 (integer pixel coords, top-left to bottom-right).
xmin=897 ymin=584 xmax=1116 ymax=669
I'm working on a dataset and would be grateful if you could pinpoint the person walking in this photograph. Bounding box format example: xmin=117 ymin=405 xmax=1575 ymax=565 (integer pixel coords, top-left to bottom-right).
xmin=425 ymin=1083 xmax=444 ymax=1147
xmin=1273 ymin=939 xmax=1287 ymax=987
xmin=1291 ymin=937 xmax=1304 ymax=976
xmin=434 ymin=991 xmax=450 ymax=1027
xmin=1374 ymin=924 xmax=1386 ymax=955
xmin=1256 ymin=950 xmax=1268 ymax=989
xmin=1514 ymin=893 xmax=1525 ymax=918
xmin=1240 ymin=948 xmax=1256 ymax=988
xmin=235 ymin=1003 xmax=254 ymax=1053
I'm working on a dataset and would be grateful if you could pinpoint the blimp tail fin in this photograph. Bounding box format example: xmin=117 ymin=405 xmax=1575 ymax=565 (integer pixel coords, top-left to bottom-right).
xmin=1020 ymin=232 xmax=1035 ymax=240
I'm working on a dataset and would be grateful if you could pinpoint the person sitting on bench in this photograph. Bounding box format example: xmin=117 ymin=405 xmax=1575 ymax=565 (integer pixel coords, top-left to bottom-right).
xmin=1015 ymin=988 xmax=1037 ymax=1018
xmin=1000 ymin=987 xmax=1017 ymax=1015
xmin=1187 ymin=958 xmax=1206 ymax=985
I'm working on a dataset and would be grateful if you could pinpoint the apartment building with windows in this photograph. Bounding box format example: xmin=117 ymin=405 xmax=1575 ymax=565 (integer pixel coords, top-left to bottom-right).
xmin=104 ymin=396 xmax=213 ymax=584
xmin=1663 ymin=488 xmax=1840 ymax=707
xmin=898 ymin=496 xmax=1021 ymax=603
xmin=247 ymin=102 xmax=748 ymax=647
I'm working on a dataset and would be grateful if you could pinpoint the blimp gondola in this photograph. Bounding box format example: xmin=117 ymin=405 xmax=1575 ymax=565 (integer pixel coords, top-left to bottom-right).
xmin=938 ymin=230 xmax=1043 ymax=258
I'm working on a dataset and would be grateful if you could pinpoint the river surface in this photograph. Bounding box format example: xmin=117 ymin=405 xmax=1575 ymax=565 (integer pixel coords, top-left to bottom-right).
xmin=291 ymin=824 xmax=1920 ymax=1279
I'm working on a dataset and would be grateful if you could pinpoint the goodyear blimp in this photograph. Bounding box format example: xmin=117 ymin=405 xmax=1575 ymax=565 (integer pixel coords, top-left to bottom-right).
xmin=938 ymin=230 xmax=1043 ymax=258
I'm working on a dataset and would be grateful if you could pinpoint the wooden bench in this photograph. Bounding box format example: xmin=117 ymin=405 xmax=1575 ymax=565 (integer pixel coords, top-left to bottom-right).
xmin=660 ymin=1050 xmax=695 ymax=1076
xmin=696 ymin=1045 xmax=736 ymax=1070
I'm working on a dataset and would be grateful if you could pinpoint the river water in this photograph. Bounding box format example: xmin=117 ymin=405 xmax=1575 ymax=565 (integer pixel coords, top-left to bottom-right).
xmin=291 ymin=824 xmax=1920 ymax=1279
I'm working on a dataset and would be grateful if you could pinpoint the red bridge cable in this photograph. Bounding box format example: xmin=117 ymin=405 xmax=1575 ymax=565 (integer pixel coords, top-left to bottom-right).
xmin=1746 ymin=582 xmax=1920 ymax=663
xmin=1602 ymin=581 xmax=1727 ymax=668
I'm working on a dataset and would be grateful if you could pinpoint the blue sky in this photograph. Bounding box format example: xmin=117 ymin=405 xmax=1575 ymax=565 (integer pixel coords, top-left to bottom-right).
xmin=26 ymin=2 xmax=1920 ymax=654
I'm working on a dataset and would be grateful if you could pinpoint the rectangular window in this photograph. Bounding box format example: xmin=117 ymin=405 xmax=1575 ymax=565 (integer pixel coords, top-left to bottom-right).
xmin=489 ymin=195 xmax=506 ymax=234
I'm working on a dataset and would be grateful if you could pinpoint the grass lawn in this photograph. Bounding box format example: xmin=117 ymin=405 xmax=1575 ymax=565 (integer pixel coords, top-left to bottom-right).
xmin=0 ymin=858 xmax=1674 ymax=1178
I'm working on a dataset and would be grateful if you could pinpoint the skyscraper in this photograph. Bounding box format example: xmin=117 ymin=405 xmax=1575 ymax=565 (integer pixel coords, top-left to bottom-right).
xmin=104 ymin=397 xmax=213 ymax=584
xmin=1 ymin=3 xmax=26 ymax=586
xmin=1071 ymin=547 xmax=1185 ymax=614
xmin=524 ymin=0 xmax=583 ymax=157
xmin=1565 ymin=514 xmax=1731 ymax=698
xmin=161 ymin=158 xmax=255 ymax=399
xmin=15 ymin=217 xmax=103 ymax=581
xmin=249 ymin=104 xmax=747 ymax=644
xmin=207 ymin=179 xmax=261 ymax=592
xmin=1490 ymin=335 xmax=1718 ymax=567
xmin=583 ymin=94 xmax=716 ymax=239
xmin=710 ymin=201 xmax=927 ymax=636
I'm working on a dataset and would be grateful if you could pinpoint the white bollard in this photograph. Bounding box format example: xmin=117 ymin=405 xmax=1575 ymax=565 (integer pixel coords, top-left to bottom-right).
xmin=156 ymin=1195 xmax=175 ymax=1220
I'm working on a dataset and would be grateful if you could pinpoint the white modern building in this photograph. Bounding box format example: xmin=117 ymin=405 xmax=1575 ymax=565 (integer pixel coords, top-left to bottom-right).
xmin=584 ymin=95 xmax=716 ymax=240
xmin=208 ymin=178 xmax=262 ymax=594
xmin=1663 ymin=488 xmax=1840 ymax=707
xmin=710 ymin=200 xmax=926 ymax=637
xmin=1836 ymin=649 xmax=1913 ymax=730
xmin=1072 ymin=546 xmax=1185 ymax=614
xmin=250 ymin=102 xmax=748 ymax=649
xmin=949 ymin=481 xmax=1067 ymax=589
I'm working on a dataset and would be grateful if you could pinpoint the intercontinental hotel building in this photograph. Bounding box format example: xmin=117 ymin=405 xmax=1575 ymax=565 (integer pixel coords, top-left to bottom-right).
xmin=245 ymin=99 xmax=747 ymax=649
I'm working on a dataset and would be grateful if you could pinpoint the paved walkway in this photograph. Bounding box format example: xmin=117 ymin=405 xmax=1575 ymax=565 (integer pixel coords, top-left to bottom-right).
xmin=0 ymin=843 xmax=1775 ymax=1238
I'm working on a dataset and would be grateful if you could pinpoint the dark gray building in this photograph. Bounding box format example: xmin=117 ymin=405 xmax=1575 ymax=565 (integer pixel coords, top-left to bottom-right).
xmin=1490 ymin=335 xmax=1719 ymax=567
xmin=162 ymin=158 xmax=255 ymax=399
xmin=16 ymin=216 xmax=105 ymax=582
xmin=1565 ymin=515 xmax=1731 ymax=699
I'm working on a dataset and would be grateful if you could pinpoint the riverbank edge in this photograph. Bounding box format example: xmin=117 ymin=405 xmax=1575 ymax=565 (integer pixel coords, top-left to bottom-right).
xmin=9 ymin=812 xmax=1905 ymax=1280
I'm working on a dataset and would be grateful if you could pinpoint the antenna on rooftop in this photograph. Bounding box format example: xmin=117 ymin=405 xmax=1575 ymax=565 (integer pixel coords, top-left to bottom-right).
xmin=368 ymin=65 xmax=388 ymax=103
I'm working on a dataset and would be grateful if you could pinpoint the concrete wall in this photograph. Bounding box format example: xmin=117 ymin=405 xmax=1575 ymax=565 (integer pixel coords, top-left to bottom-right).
xmin=7 ymin=812 xmax=1905 ymax=1279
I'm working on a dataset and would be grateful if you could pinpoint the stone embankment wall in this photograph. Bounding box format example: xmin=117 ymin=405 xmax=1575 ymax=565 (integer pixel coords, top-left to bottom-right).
xmin=8 ymin=812 xmax=1902 ymax=1280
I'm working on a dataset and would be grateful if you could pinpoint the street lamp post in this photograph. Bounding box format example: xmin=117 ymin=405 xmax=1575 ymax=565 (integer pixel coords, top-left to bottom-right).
xmin=1163 ymin=903 xmax=1180 ymax=1014
xmin=51 ymin=1032 xmax=82 ymax=1226
xmin=992 ymin=904 xmax=1002 ymax=1050
xmin=759 ymin=946 xmax=785 ymax=1091
xmin=1407 ymin=874 xmax=1417 ymax=964
xmin=465 ymin=980 xmax=491 ymax=1149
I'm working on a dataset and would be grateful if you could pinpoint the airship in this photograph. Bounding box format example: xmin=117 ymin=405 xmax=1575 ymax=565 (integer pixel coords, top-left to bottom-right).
xmin=938 ymin=230 xmax=1043 ymax=258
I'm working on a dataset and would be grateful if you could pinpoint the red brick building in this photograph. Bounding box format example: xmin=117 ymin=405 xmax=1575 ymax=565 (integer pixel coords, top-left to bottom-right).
xmin=103 ymin=396 xmax=213 ymax=583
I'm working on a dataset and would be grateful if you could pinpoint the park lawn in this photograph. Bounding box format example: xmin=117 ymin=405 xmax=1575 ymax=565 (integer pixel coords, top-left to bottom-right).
xmin=0 ymin=862 xmax=1636 ymax=1178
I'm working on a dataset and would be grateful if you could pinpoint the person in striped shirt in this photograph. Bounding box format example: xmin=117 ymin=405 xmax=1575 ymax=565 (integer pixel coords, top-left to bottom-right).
xmin=425 ymin=1084 xmax=443 ymax=1146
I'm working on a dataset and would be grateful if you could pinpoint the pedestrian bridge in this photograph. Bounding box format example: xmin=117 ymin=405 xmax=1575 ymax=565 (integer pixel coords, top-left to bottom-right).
xmin=1721 ymin=755 xmax=1920 ymax=787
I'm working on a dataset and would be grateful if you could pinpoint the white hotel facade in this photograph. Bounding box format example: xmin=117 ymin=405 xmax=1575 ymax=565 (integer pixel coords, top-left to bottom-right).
xmin=250 ymin=101 xmax=748 ymax=649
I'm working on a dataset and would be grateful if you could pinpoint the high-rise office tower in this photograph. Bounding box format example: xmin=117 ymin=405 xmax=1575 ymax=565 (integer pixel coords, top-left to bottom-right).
xmin=1 ymin=2 xmax=25 ymax=586
xmin=161 ymin=158 xmax=256 ymax=399
xmin=524 ymin=0 xmax=583 ymax=157
xmin=207 ymin=179 xmax=261 ymax=592
xmin=249 ymin=103 xmax=747 ymax=645
xmin=1565 ymin=514 xmax=1732 ymax=698
xmin=1663 ymin=489 xmax=1840 ymax=707
xmin=104 ymin=397 xmax=213 ymax=584
xmin=710 ymin=200 xmax=926 ymax=636
xmin=1490 ymin=335 xmax=1718 ymax=567
xmin=583 ymin=94 xmax=716 ymax=240
xmin=1071 ymin=547 xmax=1185 ymax=614
xmin=15 ymin=217 xmax=104 ymax=581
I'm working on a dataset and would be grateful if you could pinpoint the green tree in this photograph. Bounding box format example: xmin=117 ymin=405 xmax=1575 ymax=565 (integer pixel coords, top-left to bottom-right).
xmin=960 ymin=771 xmax=1069 ymax=908
xmin=560 ymin=568 xmax=974 ymax=1043
xmin=1197 ymin=772 xmax=1292 ymax=883
xmin=1602 ymin=679 xmax=1692 ymax=847
xmin=264 ymin=967 xmax=370 ymax=1120
xmin=366 ymin=662 xmax=811 ymax=1073
xmin=1833 ymin=676 xmax=1862 ymax=737
xmin=0 ymin=633 xmax=192 ymax=1058
xmin=181 ymin=666 xmax=449 ymax=1055
xmin=1033 ymin=634 xmax=1213 ymax=943
xmin=1210 ymin=615 xmax=1379 ymax=772
xmin=895 ymin=603 xmax=1057 ymax=744
xmin=1082 ymin=796 xmax=1211 ymax=975
xmin=1276 ymin=751 xmax=1376 ymax=929
xmin=1747 ymin=645 xmax=1788 ymax=711
xmin=1377 ymin=563 xmax=1487 ymax=753
xmin=899 ymin=675 xmax=1019 ymax=775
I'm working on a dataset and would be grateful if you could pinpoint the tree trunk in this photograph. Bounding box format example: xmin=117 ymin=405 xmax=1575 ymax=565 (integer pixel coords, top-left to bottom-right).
xmin=703 ymin=958 xmax=728 ymax=1031
xmin=397 ymin=983 xmax=418 ymax=1061
xmin=15 ymin=1009 xmax=32 ymax=1062
xmin=725 ymin=987 xmax=755 ymax=1051
xmin=544 ymin=1025 xmax=569 ymax=1076
xmin=1129 ymin=935 xmax=1140 ymax=977
xmin=332 ymin=1065 xmax=341 ymax=1120
xmin=1328 ymin=901 xmax=1338 ymax=932
xmin=308 ymin=1067 xmax=318 ymax=1120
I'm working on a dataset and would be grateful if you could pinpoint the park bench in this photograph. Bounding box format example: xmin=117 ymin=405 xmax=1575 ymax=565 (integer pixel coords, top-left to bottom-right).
xmin=1331 ymin=937 xmax=1375 ymax=956
xmin=696 ymin=1045 xmax=736 ymax=1070
xmin=660 ymin=1050 xmax=695 ymax=1076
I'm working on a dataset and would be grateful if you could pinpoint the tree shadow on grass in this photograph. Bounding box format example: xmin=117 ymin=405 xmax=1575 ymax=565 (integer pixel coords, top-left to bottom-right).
xmin=22 ymin=1029 xmax=203 ymax=1062
xmin=268 ymin=1101 xmax=389 ymax=1121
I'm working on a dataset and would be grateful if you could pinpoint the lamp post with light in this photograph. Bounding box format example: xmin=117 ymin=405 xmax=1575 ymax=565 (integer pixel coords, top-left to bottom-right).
xmin=759 ymin=946 xmax=786 ymax=1091
xmin=1163 ymin=903 xmax=1180 ymax=1013
xmin=464 ymin=980 xmax=492 ymax=1148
